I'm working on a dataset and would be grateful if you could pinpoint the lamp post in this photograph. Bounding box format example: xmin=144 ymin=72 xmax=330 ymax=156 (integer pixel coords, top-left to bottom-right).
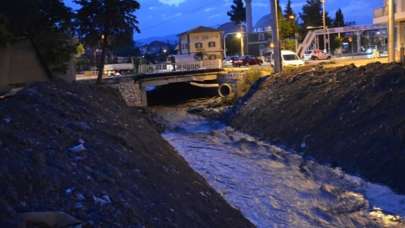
xmin=320 ymin=0 xmax=330 ymax=53
xmin=288 ymin=15 xmax=299 ymax=52
xmin=388 ymin=0 xmax=395 ymax=62
xmin=236 ymin=32 xmax=245 ymax=56
xmin=271 ymin=0 xmax=282 ymax=73
xmin=223 ymin=32 xmax=245 ymax=58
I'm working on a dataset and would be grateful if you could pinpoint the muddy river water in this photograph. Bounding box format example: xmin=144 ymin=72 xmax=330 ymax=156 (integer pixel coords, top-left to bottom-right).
xmin=156 ymin=107 xmax=405 ymax=228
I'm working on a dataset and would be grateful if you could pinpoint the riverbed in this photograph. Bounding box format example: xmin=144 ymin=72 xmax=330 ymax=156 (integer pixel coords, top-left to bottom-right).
xmin=156 ymin=107 xmax=405 ymax=228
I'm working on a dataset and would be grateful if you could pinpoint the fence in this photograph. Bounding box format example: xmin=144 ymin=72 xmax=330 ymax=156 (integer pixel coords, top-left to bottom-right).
xmin=137 ymin=59 xmax=223 ymax=75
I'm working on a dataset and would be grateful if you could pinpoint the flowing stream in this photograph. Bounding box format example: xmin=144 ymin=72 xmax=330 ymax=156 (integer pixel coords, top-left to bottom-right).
xmin=158 ymin=107 xmax=405 ymax=228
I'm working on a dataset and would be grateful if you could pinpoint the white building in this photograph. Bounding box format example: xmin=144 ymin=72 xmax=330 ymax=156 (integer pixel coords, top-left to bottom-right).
xmin=374 ymin=0 xmax=405 ymax=50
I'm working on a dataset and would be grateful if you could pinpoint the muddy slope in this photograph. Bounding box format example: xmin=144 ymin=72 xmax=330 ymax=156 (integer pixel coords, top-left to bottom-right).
xmin=230 ymin=63 xmax=405 ymax=194
xmin=0 ymin=82 xmax=253 ymax=227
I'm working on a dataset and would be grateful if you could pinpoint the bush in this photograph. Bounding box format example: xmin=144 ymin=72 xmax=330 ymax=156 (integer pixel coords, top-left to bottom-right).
xmin=282 ymin=39 xmax=296 ymax=51
xmin=238 ymin=68 xmax=267 ymax=95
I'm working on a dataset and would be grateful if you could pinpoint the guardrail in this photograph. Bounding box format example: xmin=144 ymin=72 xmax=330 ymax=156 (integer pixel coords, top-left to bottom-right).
xmin=137 ymin=59 xmax=223 ymax=75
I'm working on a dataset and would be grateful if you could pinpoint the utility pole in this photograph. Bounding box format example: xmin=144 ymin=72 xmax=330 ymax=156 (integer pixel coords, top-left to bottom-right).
xmin=239 ymin=33 xmax=245 ymax=56
xmin=321 ymin=0 xmax=328 ymax=53
xmin=245 ymin=0 xmax=253 ymax=33
xmin=271 ymin=0 xmax=282 ymax=73
xmin=388 ymin=0 xmax=395 ymax=62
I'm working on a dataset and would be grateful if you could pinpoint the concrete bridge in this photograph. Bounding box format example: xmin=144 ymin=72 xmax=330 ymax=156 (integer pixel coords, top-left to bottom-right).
xmin=76 ymin=59 xmax=253 ymax=107
xmin=80 ymin=67 xmax=225 ymax=107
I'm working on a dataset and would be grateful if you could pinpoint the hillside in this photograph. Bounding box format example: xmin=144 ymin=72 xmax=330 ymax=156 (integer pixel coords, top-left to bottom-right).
xmin=230 ymin=63 xmax=405 ymax=194
xmin=0 ymin=82 xmax=253 ymax=227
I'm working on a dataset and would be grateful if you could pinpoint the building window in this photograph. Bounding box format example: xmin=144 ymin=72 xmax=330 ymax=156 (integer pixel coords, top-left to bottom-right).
xmin=195 ymin=42 xmax=203 ymax=49
xmin=209 ymin=55 xmax=217 ymax=60
xmin=259 ymin=33 xmax=265 ymax=41
xmin=208 ymin=41 xmax=216 ymax=47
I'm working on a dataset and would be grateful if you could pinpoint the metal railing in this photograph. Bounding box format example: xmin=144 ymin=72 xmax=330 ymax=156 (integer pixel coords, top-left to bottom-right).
xmin=137 ymin=59 xmax=223 ymax=75
xmin=298 ymin=25 xmax=388 ymax=57
xmin=297 ymin=31 xmax=315 ymax=57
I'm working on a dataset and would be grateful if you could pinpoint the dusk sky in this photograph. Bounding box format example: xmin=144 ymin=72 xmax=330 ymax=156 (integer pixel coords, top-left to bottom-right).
xmin=65 ymin=0 xmax=383 ymax=41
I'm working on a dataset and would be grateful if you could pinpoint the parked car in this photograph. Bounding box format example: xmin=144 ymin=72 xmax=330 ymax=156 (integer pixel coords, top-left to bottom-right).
xmin=280 ymin=50 xmax=305 ymax=67
xmin=303 ymin=49 xmax=331 ymax=60
xmin=104 ymin=63 xmax=134 ymax=77
xmin=223 ymin=57 xmax=234 ymax=67
xmin=242 ymin=56 xmax=263 ymax=66
xmin=231 ymin=56 xmax=244 ymax=67
xmin=267 ymin=50 xmax=305 ymax=68
xmin=224 ymin=56 xmax=242 ymax=67
xmin=231 ymin=56 xmax=263 ymax=67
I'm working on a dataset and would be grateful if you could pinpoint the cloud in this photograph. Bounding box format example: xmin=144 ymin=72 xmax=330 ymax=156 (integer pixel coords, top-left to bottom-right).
xmin=204 ymin=7 xmax=215 ymax=12
xmin=158 ymin=0 xmax=186 ymax=6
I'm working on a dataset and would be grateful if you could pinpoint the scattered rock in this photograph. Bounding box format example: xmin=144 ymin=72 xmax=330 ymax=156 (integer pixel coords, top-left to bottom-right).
xmin=92 ymin=195 xmax=111 ymax=206
xmin=18 ymin=211 xmax=82 ymax=228
xmin=69 ymin=143 xmax=86 ymax=153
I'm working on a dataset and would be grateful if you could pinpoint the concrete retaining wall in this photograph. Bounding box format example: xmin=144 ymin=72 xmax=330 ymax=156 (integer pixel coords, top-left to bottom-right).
xmin=118 ymin=81 xmax=147 ymax=107
xmin=0 ymin=40 xmax=48 ymax=87
xmin=0 ymin=39 xmax=76 ymax=89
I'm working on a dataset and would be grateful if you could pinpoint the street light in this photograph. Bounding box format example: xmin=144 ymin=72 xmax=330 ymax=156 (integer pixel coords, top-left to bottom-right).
xmin=287 ymin=14 xmax=299 ymax=51
xmin=223 ymin=32 xmax=245 ymax=58
xmin=320 ymin=0 xmax=330 ymax=53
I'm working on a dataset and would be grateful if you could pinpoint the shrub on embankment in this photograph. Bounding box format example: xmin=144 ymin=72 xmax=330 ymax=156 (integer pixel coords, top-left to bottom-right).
xmin=230 ymin=63 xmax=405 ymax=194
xmin=0 ymin=82 xmax=253 ymax=227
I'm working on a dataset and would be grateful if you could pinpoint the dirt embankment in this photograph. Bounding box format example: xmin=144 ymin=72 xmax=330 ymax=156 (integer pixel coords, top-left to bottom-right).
xmin=0 ymin=82 xmax=253 ymax=227
xmin=229 ymin=63 xmax=405 ymax=194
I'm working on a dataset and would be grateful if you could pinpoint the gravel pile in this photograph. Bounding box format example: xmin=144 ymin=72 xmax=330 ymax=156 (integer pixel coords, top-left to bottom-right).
xmin=0 ymin=82 xmax=252 ymax=227
xmin=230 ymin=63 xmax=405 ymax=194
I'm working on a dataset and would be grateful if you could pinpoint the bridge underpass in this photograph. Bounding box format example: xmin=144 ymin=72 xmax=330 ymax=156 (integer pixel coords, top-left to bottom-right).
xmin=134 ymin=70 xmax=221 ymax=107
xmin=147 ymin=82 xmax=219 ymax=106
xmin=87 ymin=69 xmax=225 ymax=107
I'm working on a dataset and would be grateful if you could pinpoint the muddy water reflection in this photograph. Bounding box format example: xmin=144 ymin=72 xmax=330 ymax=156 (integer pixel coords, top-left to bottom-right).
xmin=159 ymin=109 xmax=405 ymax=228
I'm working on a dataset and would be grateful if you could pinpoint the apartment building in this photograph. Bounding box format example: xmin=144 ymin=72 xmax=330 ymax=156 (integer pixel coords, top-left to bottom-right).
xmin=178 ymin=26 xmax=224 ymax=60
xmin=374 ymin=0 xmax=405 ymax=50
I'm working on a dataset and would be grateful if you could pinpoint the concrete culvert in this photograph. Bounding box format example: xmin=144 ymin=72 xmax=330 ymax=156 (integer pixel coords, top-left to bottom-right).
xmin=218 ymin=83 xmax=233 ymax=97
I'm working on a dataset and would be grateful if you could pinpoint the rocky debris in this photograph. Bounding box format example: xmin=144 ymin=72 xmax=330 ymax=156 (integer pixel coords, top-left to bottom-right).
xmin=18 ymin=211 xmax=82 ymax=228
xmin=186 ymin=97 xmax=233 ymax=119
xmin=230 ymin=62 xmax=405 ymax=194
xmin=0 ymin=82 xmax=253 ymax=227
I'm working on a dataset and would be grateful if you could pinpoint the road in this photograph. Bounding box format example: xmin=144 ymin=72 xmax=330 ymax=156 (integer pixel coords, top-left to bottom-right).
xmin=77 ymin=57 xmax=388 ymax=82
xmin=317 ymin=56 xmax=388 ymax=68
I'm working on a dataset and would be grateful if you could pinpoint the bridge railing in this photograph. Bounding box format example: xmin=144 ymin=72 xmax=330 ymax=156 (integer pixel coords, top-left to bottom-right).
xmin=137 ymin=59 xmax=222 ymax=75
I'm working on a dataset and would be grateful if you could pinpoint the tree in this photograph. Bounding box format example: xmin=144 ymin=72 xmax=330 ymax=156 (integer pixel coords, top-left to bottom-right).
xmin=0 ymin=16 xmax=11 ymax=47
xmin=227 ymin=0 xmax=246 ymax=25
xmin=300 ymin=0 xmax=332 ymax=29
xmin=282 ymin=0 xmax=297 ymax=39
xmin=0 ymin=0 xmax=75 ymax=72
xmin=75 ymin=0 xmax=141 ymax=83
xmin=333 ymin=9 xmax=345 ymax=27
xmin=299 ymin=0 xmax=332 ymax=39
xmin=284 ymin=0 xmax=294 ymax=18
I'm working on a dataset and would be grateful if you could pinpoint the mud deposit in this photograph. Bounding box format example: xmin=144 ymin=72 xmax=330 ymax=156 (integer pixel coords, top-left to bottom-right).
xmin=0 ymin=82 xmax=252 ymax=227
xmin=230 ymin=63 xmax=405 ymax=194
